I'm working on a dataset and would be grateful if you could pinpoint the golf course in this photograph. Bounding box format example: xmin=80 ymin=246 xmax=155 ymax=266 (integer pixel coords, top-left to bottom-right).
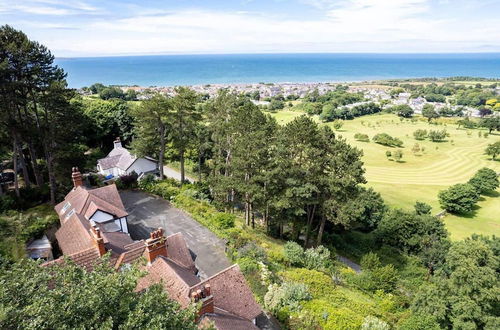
xmin=270 ymin=110 xmax=500 ymax=240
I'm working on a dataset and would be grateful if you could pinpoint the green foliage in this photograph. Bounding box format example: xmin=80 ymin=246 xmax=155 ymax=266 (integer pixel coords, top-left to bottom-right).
xmin=397 ymin=313 xmax=440 ymax=330
xmin=428 ymin=129 xmax=448 ymax=142
xmin=392 ymin=149 xmax=403 ymax=162
xmin=361 ymin=316 xmax=390 ymax=330
xmin=485 ymin=140 xmax=500 ymax=160
xmin=0 ymin=259 xmax=197 ymax=329
xmin=376 ymin=209 xmax=449 ymax=258
xmin=302 ymin=299 xmax=365 ymax=330
xmin=390 ymin=105 xmax=414 ymax=118
xmin=414 ymin=201 xmax=432 ymax=215
xmin=348 ymin=258 xmax=399 ymax=293
xmin=210 ymin=212 xmax=235 ymax=229
xmin=360 ymin=252 xmax=382 ymax=271
xmin=372 ymin=133 xmax=403 ymax=147
xmin=422 ymin=104 xmax=440 ymax=122
xmin=280 ymin=268 xmax=335 ymax=298
xmin=413 ymin=129 xmax=428 ymax=140
xmin=332 ymin=119 xmax=344 ymax=130
xmin=412 ymin=237 xmax=499 ymax=329
xmin=354 ymin=133 xmax=370 ymax=142
xmin=284 ymin=241 xmax=305 ymax=266
xmin=264 ymin=281 xmax=311 ymax=314
xmin=99 ymin=86 xmax=126 ymax=100
xmin=268 ymin=99 xmax=285 ymax=111
xmin=115 ymin=172 xmax=138 ymax=190
xmin=438 ymin=183 xmax=480 ymax=213
xmin=0 ymin=205 xmax=58 ymax=261
xmin=468 ymin=167 xmax=499 ymax=194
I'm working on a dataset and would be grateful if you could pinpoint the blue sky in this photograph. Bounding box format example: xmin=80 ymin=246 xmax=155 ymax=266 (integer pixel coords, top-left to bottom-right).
xmin=1 ymin=0 xmax=499 ymax=57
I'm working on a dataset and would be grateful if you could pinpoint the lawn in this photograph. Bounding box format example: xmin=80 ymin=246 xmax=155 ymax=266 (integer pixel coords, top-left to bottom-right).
xmin=268 ymin=110 xmax=500 ymax=239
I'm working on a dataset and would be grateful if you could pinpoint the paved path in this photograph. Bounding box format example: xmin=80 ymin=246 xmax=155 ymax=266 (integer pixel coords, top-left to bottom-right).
xmin=163 ymin=166 xmax=196 ymax=183
xmin=337 ymin=255 xmax=362 ymax=273
xmin=120 ymin=190 xmax=230 ymax=278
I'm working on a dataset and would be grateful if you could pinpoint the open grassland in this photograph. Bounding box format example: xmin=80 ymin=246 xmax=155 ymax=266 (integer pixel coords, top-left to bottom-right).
xmin=268 ymin=110 xmax=500 ymax=239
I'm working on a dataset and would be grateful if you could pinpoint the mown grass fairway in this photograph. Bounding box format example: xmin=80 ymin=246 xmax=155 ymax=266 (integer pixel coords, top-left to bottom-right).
xmin=269 ymin=110 xmax=500 ymax=239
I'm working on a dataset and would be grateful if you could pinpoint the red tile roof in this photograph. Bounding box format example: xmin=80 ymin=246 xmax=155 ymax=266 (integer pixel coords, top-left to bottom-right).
xmin=42 ymin=247 xmax=101 ymax=271
xmin=192 ymin=265 xmax=262 ymax=321
xmin=166 ymin=232 xmax=196 ymax=272
xmin=55 ymin=213 xmax=94 ymax=255
xmin=199 ymin=307 xmax=259 ymax=330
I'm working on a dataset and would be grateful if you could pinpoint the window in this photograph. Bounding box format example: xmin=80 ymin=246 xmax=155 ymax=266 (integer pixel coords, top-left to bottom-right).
xmin=60 ymin=202 xmax=71 ymax=215
xmin=65 ymin=208 xmax=75 ymax=220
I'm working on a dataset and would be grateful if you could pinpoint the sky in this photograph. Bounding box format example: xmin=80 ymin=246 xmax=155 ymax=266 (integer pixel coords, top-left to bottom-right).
xmin=1 ymin=0 xmax=500 ymax=57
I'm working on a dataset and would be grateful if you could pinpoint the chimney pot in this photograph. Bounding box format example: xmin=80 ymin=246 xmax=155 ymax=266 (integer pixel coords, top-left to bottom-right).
xmin=71 ymin=167 xmax=83 ymax=188
xmin=145 ymin=228 xmax=167 ymax=263
xmin=204 ymin=284 xmax=211 ymax=297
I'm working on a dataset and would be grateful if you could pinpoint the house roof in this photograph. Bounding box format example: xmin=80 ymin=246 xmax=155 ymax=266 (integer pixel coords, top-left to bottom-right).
xmin=199 ymin=307 xmax=259 ymax=330
xmin=192 ymin=264 xmax=262 ymax=321
xmin=55 ymin=213 xmax=94 ymax=255
xmin=54 ymin=184 xmax=128 ymax=222
xmin=102 ymin=231 xmax=135 ymax=254
xmin=136 ymin=256 xmax=199 ymax=308
xmin=166 ymin=232 xmax=196 ymax=272
xmin=42 ymin=247 xmax=101 ymax=271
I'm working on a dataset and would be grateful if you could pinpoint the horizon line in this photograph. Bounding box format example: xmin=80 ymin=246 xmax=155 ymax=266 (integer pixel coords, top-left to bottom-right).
xmin=55 ymin=51 xmax=500 ymax=59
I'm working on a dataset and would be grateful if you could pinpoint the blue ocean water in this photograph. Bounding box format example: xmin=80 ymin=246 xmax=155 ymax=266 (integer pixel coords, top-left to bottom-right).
xmin=55 ymin=53 xmax=500 ymax=88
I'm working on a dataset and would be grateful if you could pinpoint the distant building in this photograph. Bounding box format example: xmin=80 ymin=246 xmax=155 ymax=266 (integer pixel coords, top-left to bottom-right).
xmin=97 ymin=138 xmax=157 ymax=178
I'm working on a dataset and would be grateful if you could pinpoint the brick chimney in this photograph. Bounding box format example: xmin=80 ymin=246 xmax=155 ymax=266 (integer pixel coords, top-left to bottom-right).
xmin=145 ymin=228 xmax=167 ymax=263
xmin=113 ymin=137 xmax=122 ymax=149
xmin=90 ymin=224 xmax=106 ymax=256
xmin=192 ymin=284 xmax=214 ymax=318
xmin=71 ymin=167 xmax=83 ymax=189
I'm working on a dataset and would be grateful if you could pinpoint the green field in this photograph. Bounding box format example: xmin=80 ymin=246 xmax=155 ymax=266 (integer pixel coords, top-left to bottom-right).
xmin=269 ymin=110 xmax=500 ymax=240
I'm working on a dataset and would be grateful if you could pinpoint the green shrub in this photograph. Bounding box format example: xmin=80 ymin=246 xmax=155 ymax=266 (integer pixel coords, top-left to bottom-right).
xmin=413 ymin=129 xmax=428 ymax=140
xmin=373 ymin=133 xmax=403 ymax=147
xmin=238 ymin=242 xmax=267 ymax=262
xmin=361 ymin=316 xmax=390 ymax=330
xmin=264 ymin=281 xmax=311 ymax=314
xmin=284 ymin=241 xmax=305 ymax=266
xmin=354 ymin=133 xmax=370 ymax=142
xmin=304 ymin=245 xmax=332 ymax=271
xmin=210 ymin=212 xmax=235 ymax=229
xmin=302 ymin=299 xmax=364 ymax=330
xmin=360 ymin=252 xmax=382 ymax=271
xmin=397 ymin=313 xmax=440 ymax=330
xmin=428 ymin=129 xmax=448 ymax=142
xmin=280 ymin=268 xmax=335 ymax=298
xmin=237 ymin=257 xmax=260 ymax=274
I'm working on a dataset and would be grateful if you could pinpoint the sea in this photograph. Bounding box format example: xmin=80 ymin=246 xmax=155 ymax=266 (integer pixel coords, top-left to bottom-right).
xmin=55 ymin=53 xmax=500 ymax=88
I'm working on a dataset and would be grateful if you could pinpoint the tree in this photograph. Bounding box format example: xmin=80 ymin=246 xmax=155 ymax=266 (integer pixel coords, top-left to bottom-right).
xmin=393 ymin=149 xmax=403 ymax=162
xmin=413 ymin=129 xmax=428 ymax=140
xmin=428 ymin=129 xmax=448 ymax=142
xmin=132 ymin=94 xmax=172 ymax=179
xmin=0 ymin=259 xmax=197 ymax=329
xmin=170 ymin=87 xmax=202 ymax=184
xmin=0 ymin=25 xmax=86 ymax=203
xmin=89 ymin=83 xmax=106 ymax=94
xmin=412 ymin=237 xmax=499 ymax=329
xmin=414 ymin=201 xmax=432 ymax=215
xmin=99 ymin=86 xmax=126 ymax=100
xmin=396 ymin=105 xmax=414 ymax=118
xmin=332 ymin=119 xmax=343 ymax=130
xmin=372 ymin=133 xmax=403 ymax=147
xmin=468 ymin=167 xmax=499 ymax=194
xmin=438 ymin=183 xmax=480 ymax=213
xmin=422 ymin=104 xmax=439 ymax=122
xmin=479 ymin=117 xmax=500 ymax=134
xmin=485 ymin=140 xmax=500 ymax=160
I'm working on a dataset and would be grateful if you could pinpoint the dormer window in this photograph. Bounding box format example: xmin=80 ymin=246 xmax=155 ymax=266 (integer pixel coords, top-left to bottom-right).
xmin=65 ymin=209 xmax=75 ymax=220
xmin=60 ymin=202 xmax=71 ymax=215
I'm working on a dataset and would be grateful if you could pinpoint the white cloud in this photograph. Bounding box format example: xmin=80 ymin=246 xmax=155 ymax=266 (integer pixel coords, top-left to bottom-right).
xmin=5 ymin=0 xmax=500 ymax=56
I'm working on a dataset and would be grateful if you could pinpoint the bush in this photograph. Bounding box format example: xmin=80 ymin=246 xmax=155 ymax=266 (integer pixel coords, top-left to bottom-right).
xmin=264 ymin=282 xmax=311 ymax=314
xmin=361 ymin=316 xmax=390 ymax=330
xmin=438 ymin=183 xmax=480 ymax=213
xmin=354 ymin=133 xmax=370 ymax=142
xmin=280 ymin=268 xmax=335 ymax=298
xmin=468 ymin=167 xmax=499 ymax=194
xmin=360 ymin=252 xmax=381 ymax=271
xmin=413 ymin=129 xmax=428 ymax=140
xmin=393 ymin=149 xmax=403 ymax=162
xmin=304 ymin=245 xmax=332 ymax=271
xmin=0 ymin=195 xmax=16 ymax=214
xmin=302 ymin=299 xmax=364 ymax=329
xmin=332 ymin=119 xmax=344 ymax=130
xmin=237 ymin=242 xmax=267 ymax=261
xmin=284 ymin=241 xmax=305 ymax=266
xmin=373 ymin=133 xmax=403 ymax=147
xmin=115 ymin=172 xmax=138 ymax=190
xmin=428 ymin=129 xmax=448 ymax=142
xmin=414 ymin=201 xmax=432 ymax=215
xmin=210 ymin=212 xmax=235 ymax=229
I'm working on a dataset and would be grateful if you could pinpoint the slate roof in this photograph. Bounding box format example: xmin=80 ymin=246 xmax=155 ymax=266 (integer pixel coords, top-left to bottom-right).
xmin=98 ymin=147 xmax=137 ymax=171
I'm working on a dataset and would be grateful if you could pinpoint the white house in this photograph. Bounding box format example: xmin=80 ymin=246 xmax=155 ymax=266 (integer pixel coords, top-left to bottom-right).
xmin=97 ymin=138 xmax=158 ymax=178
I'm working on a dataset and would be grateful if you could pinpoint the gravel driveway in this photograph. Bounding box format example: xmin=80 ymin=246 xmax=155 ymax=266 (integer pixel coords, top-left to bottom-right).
xmin=120 ymin=190 xmax=230 ymax=278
